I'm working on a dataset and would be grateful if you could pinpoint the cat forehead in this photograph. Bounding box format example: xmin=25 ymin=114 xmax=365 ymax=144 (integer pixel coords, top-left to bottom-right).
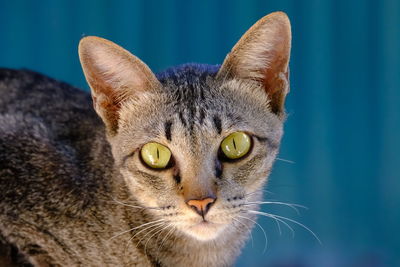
xmin=157 ymin=64 xmax=220 ymax=105
xmin=157 ymin=64 xmax=267 ymax=112
xmin=157 ymin=64 xmax=259 ymax=131
xmin=115 ymin=64 xmax=282 ymax=162
xmin=118 ymin=67 xmax=276 ymax=141
xmin=154 ymin=64 xmax=221 ymax=123
xmin=120 ymin=63 xmax=275 ymax=131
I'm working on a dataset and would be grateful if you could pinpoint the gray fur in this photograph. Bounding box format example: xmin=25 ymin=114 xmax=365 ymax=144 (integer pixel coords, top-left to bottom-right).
xmin=0 ymin=12 xmax=291 ymax=267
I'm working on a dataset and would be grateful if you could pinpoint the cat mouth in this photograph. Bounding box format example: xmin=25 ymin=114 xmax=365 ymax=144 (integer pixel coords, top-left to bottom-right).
xmin=190 ymin=217 xmax=223 ymax=228
xmin=192 ymin=220 xmax=214 ymax=227
xmin=183 ymin=220 xmax=227 ymax=241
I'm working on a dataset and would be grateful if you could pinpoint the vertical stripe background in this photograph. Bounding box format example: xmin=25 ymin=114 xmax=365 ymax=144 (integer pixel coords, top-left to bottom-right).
xmin=0 ymin=0 xmax=399 ymax=266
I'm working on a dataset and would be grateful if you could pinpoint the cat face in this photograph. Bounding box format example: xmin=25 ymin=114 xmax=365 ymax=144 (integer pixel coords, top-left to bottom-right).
xmin=112 ymin=74 xmax=284 ymax=240
xmin=79 ymin=12 xmax=291 ymax=241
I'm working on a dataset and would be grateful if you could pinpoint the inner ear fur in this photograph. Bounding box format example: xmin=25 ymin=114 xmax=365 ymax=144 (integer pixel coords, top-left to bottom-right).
xmin=217 ymin=12 xmax=292 ymax=116
xmin=78 ymin=36 xmax=161 ymax=135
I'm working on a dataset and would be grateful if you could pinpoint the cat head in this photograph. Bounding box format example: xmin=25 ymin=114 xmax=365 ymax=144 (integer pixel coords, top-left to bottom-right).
xmin=79 ymin=12 xmax=291 ymax=241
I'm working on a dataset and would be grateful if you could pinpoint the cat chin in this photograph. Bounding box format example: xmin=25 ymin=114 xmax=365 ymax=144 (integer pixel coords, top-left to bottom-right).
xmin=183 ymin=221 xmax=228 ymax=241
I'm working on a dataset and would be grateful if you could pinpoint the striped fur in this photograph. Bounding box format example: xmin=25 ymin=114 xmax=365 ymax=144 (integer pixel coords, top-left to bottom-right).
xmin=0 ymin=12 xmax=291 ymax=266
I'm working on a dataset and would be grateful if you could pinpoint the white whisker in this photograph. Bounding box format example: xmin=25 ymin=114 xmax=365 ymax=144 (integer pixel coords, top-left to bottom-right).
xmin=110 ymin=197 xmax=161 ymax=210
xmin=144 ymin=224 xmax=172 ymax=256
xmin=245 ymin=189 xmax=274 ymax=198
xmin=108 ymin=219 xmax=166 ymax=241
xmin=138 ymin=223 xmax=167 ymax=247
xmin=231 ymin=217 xmax=254 ymax=247
xmin=248 ymin=210 xmax=321 ymax=244
xmin=123 ymin=221 xmax=165 ymax=260
xmin=237 ymin=215 xmax=268 ymax=253
xmin=243 ymin=201 xmax=308 ymax=215
xmin=247 ymin=210 xmax=294 ymax=237
xmin=158 ymin=225 xmax=176 ymax=252
xmin=276 ymin=157 xmax=295 ymax=164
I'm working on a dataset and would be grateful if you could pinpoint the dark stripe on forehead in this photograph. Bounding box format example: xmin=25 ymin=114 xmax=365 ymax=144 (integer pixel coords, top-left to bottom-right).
xmin=199 ymin=109 xmax=206 ymax=124
xmin=213 ymin=115 xmax=222 ymax=134
xmin=178 ymin=112 xmax=187 ymax=127
xmin=165 ymin=120 xmax=173 ymax=141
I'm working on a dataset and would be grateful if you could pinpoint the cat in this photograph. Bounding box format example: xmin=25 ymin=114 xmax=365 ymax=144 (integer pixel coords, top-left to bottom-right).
xmin=0 ymin=11 xmax=291 ymax=267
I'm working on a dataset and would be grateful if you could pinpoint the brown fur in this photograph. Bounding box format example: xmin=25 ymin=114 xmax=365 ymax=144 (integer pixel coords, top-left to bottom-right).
xmin=0 ymin=12 xmax=291 ymax=266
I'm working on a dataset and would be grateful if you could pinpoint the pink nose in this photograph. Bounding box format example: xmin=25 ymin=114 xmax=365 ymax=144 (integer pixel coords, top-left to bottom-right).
xmin=186 ymin=197 xmax=216 ymax=218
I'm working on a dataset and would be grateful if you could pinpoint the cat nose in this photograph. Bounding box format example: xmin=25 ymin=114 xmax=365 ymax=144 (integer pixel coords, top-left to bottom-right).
xmin=186 ymin=197 xmax=216 ymax=218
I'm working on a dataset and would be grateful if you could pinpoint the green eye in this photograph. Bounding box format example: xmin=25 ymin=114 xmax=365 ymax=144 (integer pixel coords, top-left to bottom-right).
xmin=140 ymin=142 xmax=172 ymax=169
xmin=221 ymin=132 xmax=251 ymax=159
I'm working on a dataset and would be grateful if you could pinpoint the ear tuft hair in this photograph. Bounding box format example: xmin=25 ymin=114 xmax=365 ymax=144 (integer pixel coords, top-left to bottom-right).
xmin=79 ymin=36 xmax=161 ymax=135
xmin=217 ymin=12 xmax=292 ymax=115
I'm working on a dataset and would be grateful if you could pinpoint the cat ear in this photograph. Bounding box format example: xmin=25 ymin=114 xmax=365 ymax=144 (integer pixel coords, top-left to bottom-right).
xmin=217 ymin=12 xmax=291 ymax=115
xmin=79 ymin=36 xmax=161 ymax=135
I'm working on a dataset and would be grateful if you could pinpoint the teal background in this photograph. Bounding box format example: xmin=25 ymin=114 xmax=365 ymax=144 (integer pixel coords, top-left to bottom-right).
xmin=1 ymin=0 xmax=399 ymax=266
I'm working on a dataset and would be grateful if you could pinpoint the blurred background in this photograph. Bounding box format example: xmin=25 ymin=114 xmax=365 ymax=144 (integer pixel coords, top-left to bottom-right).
xmin=1 ymin=0 xmax=399 ymax=266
